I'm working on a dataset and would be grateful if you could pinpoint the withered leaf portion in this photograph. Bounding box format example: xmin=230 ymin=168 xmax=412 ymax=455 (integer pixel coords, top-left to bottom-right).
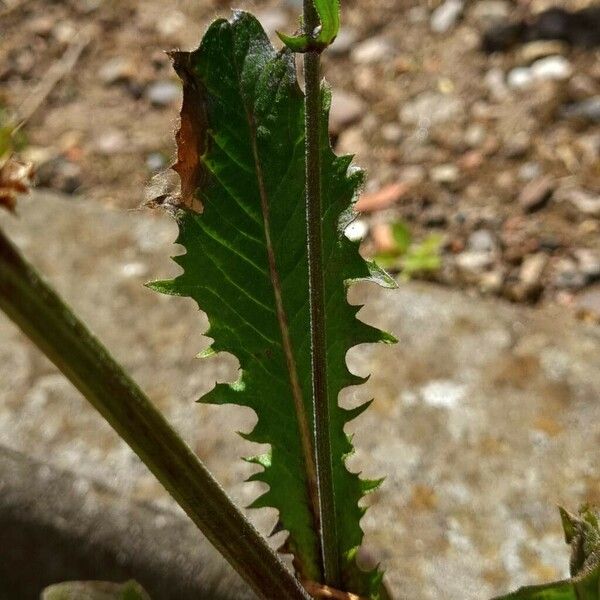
xmin=169 ymin=51 xmax=206 ymax=214
xmin=145 ymin=53 xmax=206 ymax=214
xmin=149 ymin=11 xmax=395 ymax=597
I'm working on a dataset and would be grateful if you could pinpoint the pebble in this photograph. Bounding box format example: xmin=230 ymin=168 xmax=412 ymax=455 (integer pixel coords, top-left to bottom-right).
xmin=479 ymin=269 xmax=504 ymax=294
xmin=329 ymin=91 xmax=365 ymax=133
xmin=518 ymin=162 xmax=541 ymax=182
xmin=518 ymin=41 xmax=568 ymax=64
xmin=470 ymin=0 xmax=510 ymax=23
xmin=520 ymin=253 xmax=548 ymax=287
xmin=507 ymin=67 xmax=534 ymax=90
xmin=430 ymin=164 xmax=459 ymax=184
xmin=507 ymin=56 xmax=573 ymax=90
xmin=463 ymin=124 xmax=486 ymax=148
xmin=574 ymin=249 xmax=600 ymax=282
xmin=561 ymin=97 xmax=600 ymax=123
xmin=146 ymin=81 xmax=180 ymax=107
xmin=552 ymin=258 xmax=586 ymax=290
xmin=518 ymin=177 xmax=553 ymax=213
xmin=400 ymin=92 xmax=464 ymax=126
xmin=430 ymin=0 xmax=464 ymax=34
xmin=455 ymin=251 xmax=494 ymax=274
xmin=99 ymin=57 xmax=135 ymax=85
xmin=458 ymin=150 xmax=484 ymax=170
xmin=381 ymin=123 xmax=403 ymax=143
xmin=350 ymin=37 xmax=391 ymax=65
xmin=563 ymin=189 xmax=600 ymax=217
xmin=530 ymin=56 xmax=573 ymax=82
xmin=95 ymin=129 xmax=126 ymax=155
xmin=36 ymin=158 xmax=82 ymax=194
xmin=52 ymin=21 xmax=77 ymax=44
xmin=468 ymin=229 xmax=496 ymax=254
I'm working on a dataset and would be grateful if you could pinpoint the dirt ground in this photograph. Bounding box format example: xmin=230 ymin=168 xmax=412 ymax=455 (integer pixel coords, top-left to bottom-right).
xmin=1 ymin=0 xmax=599 ymax=310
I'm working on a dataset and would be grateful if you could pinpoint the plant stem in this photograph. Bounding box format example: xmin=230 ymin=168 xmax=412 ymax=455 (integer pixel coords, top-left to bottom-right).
xmin=303 ymin=0 xmax=341 ymax=588
xmin=0 ymin=227 xmax=310 ymax=600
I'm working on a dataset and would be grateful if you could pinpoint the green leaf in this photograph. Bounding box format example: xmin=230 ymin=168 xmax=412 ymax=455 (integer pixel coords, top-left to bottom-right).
xmin=373 ymin=222 xmax=442 ymax=279
xmin=314 ymin=0 xmax=341 ymax=44
xmin=402 ymin=234 xmax=443 ymax=279
xmin=390 ymin=221 xmax=411 ymax=254
xmin=277 ymin=0 xmax=340 ymax=52
xmin=150 ymin=10 xmax=393 ymax=597
xmin=493 ymin=506 xmax=600 ymax=600
xmin=277 ymin=31 xmax=314 ymax=53
xmin=41 ymin=580 xmax=150 ymax=600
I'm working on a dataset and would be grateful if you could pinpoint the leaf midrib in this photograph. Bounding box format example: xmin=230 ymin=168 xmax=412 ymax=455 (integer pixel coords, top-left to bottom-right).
xmin=229 ymin=36 xmax=322 ymax=578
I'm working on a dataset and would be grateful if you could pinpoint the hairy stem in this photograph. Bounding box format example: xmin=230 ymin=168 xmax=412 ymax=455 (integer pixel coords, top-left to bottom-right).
xmin=303 ymin=0 xmax=341 ymax=587
xmin=0 ymin=227 xmax=309 ymax=600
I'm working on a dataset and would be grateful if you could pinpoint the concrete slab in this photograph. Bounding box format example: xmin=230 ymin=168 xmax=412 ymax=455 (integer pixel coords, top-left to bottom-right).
xmin=1 ymin=193 xmax=600 ymax=598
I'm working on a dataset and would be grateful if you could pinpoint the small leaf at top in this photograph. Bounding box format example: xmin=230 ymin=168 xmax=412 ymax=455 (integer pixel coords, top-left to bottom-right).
xmin=278 ymin=0 xmax=340 ymax=52
xmin=313 ymin=0 xmax=341 ymax=45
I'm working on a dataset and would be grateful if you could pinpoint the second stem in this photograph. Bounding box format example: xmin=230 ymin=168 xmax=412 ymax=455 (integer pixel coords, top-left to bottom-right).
xmin=303 ymin=0 xmax=341 ymax=588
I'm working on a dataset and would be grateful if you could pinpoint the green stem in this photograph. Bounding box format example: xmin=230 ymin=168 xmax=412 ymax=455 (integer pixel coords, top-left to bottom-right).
xmin=303 ymin=0 xmax=341 ymax=588
xmin=0 ymin=227 xmax=309 ymax=600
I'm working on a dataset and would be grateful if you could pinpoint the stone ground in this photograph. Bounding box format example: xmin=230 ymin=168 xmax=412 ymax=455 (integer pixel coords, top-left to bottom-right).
xmin=2 ymin=192 xmax=600 ymax=599
xmin=1 ymin=0 xmax=599 ymax=308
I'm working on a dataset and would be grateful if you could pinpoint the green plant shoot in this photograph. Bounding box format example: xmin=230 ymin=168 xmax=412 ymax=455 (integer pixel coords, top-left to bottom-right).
xmin=374 ymin=221 xmax=442 ymax=280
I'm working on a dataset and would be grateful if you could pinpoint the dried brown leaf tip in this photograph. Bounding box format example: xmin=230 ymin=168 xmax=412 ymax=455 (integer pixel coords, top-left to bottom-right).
xmin=145 ymin=52 xmax=206 ymax=214
xmin=147 ymin=51 xmax=207 ymax=214
xmin=0 ymin=157 xmax=34 ymax=213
